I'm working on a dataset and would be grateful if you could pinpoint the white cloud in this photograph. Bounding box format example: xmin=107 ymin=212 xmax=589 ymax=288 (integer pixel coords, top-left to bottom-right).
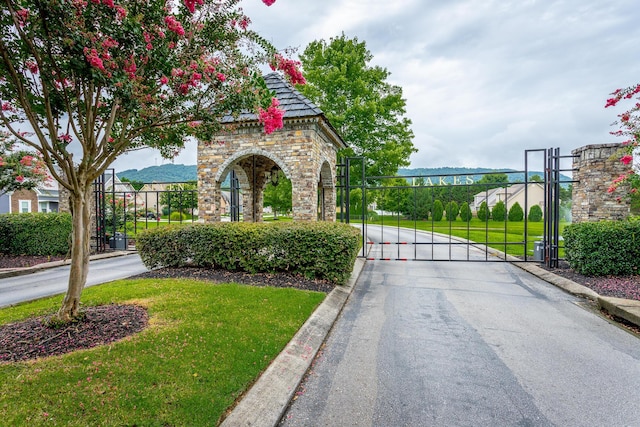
xmin=110 ymin=0 xmax=640 ymax=173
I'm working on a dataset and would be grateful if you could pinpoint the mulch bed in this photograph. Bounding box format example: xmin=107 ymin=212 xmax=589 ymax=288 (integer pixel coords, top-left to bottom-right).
xmin=0 ymin=304 xmax=148 ymax=363
xmin=0 ymin=258 xmax=335 ymax=363
xmin=539 ymin=260 xmax=640 ymax=301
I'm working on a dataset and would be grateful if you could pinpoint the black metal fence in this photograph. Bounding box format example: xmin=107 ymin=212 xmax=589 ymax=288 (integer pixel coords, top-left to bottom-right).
xmin=93 ymin=169 xmax=199 ymax=252
xmin=338 ymin=148 xmax=575 ymax=267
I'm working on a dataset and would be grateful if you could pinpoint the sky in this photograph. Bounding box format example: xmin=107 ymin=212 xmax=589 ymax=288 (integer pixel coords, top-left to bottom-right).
xmin=111 ymin=0 xmax=640 ymax=173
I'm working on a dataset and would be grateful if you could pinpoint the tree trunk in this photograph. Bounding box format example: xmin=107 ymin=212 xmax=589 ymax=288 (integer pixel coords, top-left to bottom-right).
xmin=57 ymin=185 xmax=92 ymax=322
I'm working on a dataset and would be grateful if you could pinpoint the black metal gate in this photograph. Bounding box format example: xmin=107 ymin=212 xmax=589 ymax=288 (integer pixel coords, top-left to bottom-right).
xmin=338 ymin=148 xmax=574 ymax=267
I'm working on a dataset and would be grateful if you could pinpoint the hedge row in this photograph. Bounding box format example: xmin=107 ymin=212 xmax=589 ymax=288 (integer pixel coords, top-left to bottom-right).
xmin=563 ymin=220 xmax=640 ymax=276
xmin=0 ymin=213 xmax=72 ymax=256
xmin=136 ymin=222 xmax=362 ymax=284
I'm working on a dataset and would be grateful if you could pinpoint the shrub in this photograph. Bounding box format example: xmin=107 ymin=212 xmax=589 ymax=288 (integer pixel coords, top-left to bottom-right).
xmin=508 ymin=202 xmax=524 ymax=222
xmin=491 ymin=201 xmax=506 ymax=221
xmin=459 ymin=202 xmax=472 ymax=222
xmin=169 ymin=211 xmax=186 ymax=221
xmin=0 ymin=213 xmax=72 ymax=256
xmin=563 ymin=220 xmax=640 ymax=276
xmin=432 ymin=200 xmax=444 ymax=221
xmin=477 ymin=201 xmax=490 ymax=221
xmin=529 ymin=205 xmax=543 ymax=222
xmin=136 ymin=222 xmax=362 ymax=284
xmin=445 ymin=201 xmax=459 ymax=221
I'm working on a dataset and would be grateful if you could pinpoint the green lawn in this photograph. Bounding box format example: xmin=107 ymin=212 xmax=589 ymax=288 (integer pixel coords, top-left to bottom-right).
xmin=367 ymin=216 xmax=566 ymax=257
xmin=0 ymin=279 xmax=325 ymax=426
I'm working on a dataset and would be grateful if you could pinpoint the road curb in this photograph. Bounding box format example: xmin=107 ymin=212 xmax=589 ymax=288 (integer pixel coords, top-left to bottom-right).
xmin=219 ymin=257 xmax=366 ymax=427
xmin=514 ymin=262 xmax=640 ymax=330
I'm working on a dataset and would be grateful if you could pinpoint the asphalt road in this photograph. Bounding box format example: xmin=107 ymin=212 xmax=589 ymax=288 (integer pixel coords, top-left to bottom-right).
xmin=0 ymin=254 xmax=149 ymax=308
xmin=280 ymin=228 xmax=640 ymax=426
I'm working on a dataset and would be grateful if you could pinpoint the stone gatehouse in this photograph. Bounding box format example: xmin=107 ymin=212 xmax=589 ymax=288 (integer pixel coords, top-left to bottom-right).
xmin=197 ymin=73 xmax=347 ymax=222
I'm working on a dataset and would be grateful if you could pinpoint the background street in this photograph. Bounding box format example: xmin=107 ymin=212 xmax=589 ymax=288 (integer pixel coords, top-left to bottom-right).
xmin=0 ymin=254 xmax=148 ymax=308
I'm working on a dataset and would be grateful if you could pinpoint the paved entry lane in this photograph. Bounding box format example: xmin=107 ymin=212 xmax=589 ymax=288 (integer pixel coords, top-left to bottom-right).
xmin=280 ymin=259 xmax=640 ymax=426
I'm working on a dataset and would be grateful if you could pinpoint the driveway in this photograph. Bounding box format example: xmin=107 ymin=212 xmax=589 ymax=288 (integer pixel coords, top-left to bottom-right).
xmin=280 ymin=256 xmax=640 ymax=426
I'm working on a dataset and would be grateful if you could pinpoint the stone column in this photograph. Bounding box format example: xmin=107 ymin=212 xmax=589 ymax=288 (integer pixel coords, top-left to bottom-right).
xmin=571 ymin=143 xmax=631 ymax=222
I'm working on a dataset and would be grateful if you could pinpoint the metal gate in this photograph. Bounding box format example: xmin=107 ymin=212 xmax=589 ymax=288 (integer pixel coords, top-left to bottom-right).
xmin=338 ymin=148 xmax=574 ymax=267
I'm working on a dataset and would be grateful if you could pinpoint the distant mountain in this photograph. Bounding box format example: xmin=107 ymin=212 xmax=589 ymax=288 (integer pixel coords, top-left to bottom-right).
xmin=117 ymin=164 xmax=197 ymax=183
xmin=116 ymin=164 xmax=570 ymax=185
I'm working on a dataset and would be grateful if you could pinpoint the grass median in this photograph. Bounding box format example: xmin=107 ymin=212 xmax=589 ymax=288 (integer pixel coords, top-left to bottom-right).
xmin=0 ymin=278 xmax=325 ymax=426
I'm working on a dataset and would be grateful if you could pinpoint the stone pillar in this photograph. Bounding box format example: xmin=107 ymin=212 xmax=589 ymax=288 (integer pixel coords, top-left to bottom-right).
xmin=571 ymin=143 xmax=631 ymax=222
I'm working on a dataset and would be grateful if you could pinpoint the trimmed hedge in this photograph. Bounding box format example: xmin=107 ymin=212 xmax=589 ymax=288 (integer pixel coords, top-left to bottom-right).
xmin=0 ymin=213 xmax=72 ymax=256
xmin=563 ymin=220 xmax=640 ymax=276
xmin=136 ymin=222 xmax=362 ymax=284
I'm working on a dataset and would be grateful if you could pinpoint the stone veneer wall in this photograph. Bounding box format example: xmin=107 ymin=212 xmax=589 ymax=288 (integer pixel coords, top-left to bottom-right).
xmin=572 ymin=143 xmax=630 ymax=222
xmin=198 ymin=117 xmax=340 ymax=222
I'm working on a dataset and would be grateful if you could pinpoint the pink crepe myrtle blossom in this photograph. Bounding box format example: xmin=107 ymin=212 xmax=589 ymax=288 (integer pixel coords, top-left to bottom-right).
xmin=16 ymin=9 xmax=29 ymax=27
xmin=58 ymin=133 xmax=73 ymax=143
xmin=183 ymin=0 xmax=203 ymax=13
xmin=0 ymin=157 xmax=4 ymax=167
xmin=621 ymin=155 xmax=633 ymax=165
xmin=25 ymin=60 xmax=38 ymax=74
xmin=115 ymin=5 xmax=126 ymax=20
xmin=262 ymin=0 xmax=276 ymax=5
xmin=271 ymin=54 xmax=305 ymax=85
xmin=15 ymin=175 xmax=25 ymax=183
xmin=216 ymin=72 xmax=226 ymax=82
xmin=84 ymin=48 xmax=106 ymax=71
xmin=258 ymin=98 xmax=284 ymax=134
xmin=159 ymin=75 xmax=169 ymax=85
xmin=165 ymin=16 xmax=185 ymax=36
xmin=20 ymin=155 xmax=34 ymax=166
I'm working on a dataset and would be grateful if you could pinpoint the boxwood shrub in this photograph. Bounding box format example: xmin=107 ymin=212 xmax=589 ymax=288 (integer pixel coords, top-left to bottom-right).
xmin=136 ymin=222 xmax=362 ymax=284
xmin=0 ymin=213 xmax=72 ymax=256
xmin=563 ymin=220 xmax=640 ymax=276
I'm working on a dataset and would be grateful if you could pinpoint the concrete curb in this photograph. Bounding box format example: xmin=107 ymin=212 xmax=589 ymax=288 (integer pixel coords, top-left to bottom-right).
xmin=0 ymin=251 xmax=134 ymax=279
xmin=219 ymin=257 xmax=366 ymax=427
xmin=514 ymin=262 xmax=640 ymax=329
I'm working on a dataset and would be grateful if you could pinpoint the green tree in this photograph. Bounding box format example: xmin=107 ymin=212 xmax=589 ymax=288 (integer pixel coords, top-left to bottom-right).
xmin=0 ymin=0 xmax=296 ymax=321
xmin=445 ymin=201 xmax=459 ymax=221
xmin=477 ymin=173 xmax=509 ymax=189
xmin=120 ymin=177 xmax=144 ymax=191
xmin=529 ymin=174 xmax=543 ymax=182
xmin=492 ymin=201 xmax=506 ymax=221
xmin=298 ymin=34 xmax=416 ymax=178
xmin=432 ymin=200 xmax=444 ymax=221
xmin=263 ymin=172 xmax=292 ymax=219
xmin=529 ymin=204 xmax=543 ymax=222
xmin=378 ymin=178 xmax=410 ymax=214
xmin=159 ymin=182 xmax=198 ymax=214
xmin=508 ymin=202 xmax=524 ymax=222
xmin=477 ymin=201 xmax=490 ymax=221
xmin=459 ymin=202 xmax=472 ymax=222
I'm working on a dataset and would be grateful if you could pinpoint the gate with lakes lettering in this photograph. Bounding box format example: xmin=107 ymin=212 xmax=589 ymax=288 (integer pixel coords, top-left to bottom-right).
xmin=337 ymin=148 xmax=574 ymax=267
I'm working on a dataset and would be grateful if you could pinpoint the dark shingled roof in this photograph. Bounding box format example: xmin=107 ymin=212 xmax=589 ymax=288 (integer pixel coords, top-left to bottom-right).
xmin=264 ymin=72 xmax=324 ymax=118
xmin=222 ymin=73 xmax=323 ymax=122
xmin=220 ymin=73 xmax=347 ymax=148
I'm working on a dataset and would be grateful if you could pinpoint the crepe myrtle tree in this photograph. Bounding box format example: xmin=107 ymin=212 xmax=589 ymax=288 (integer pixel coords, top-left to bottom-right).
xmin=0 ymin=0 xmax=302 ymax=321
xmin=0 ymin=132 xmax=48 ymax=192
xmin=605 ymin=84 xmax=640 ymax=197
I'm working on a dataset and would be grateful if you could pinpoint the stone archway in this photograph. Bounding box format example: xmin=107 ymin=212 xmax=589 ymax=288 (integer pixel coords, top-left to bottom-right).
xmin=317 ymin=159 xmax=336 ymax=221
xmin=198 ymin=73 xmax=346 ymax=223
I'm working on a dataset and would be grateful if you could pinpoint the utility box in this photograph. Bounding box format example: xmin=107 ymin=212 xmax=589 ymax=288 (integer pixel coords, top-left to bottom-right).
xmin=109 ymin=232 xmax=128 ymax=250
xmin=533 ymin=241 xmax=544 ymax=262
